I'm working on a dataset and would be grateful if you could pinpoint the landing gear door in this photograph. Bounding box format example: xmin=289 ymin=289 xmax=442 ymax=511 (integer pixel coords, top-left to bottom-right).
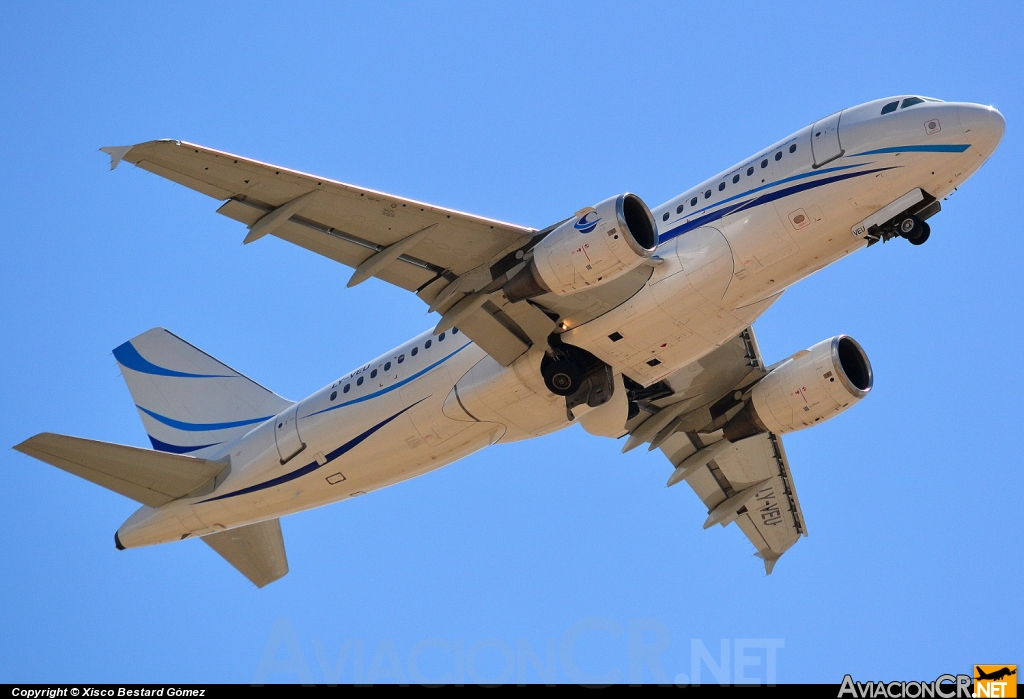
xmin=811 ymin=111 xmax=844 ymax=168
xmin=274 ymin=404 xmax=305 ymax=464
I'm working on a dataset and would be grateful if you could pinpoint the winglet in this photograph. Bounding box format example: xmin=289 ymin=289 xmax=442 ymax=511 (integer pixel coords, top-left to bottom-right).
xmin=755 ymin=550 xmax=782 ymax=575
xmin=100 ymin=145 xmax=134 ymax=170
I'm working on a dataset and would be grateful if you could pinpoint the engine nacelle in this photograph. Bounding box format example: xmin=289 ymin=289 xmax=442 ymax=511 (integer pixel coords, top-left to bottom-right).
xmin=504 ymin=193 xmax=657 ymax=301
xmin=724 ymin=336 xmax=873 ymax=439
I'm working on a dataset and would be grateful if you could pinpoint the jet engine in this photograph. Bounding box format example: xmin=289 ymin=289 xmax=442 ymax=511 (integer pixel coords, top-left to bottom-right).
xmin=504 ymin=193 xmax=658 ymax=301
xmin=724 ymin=336 xmax=872 ymax=440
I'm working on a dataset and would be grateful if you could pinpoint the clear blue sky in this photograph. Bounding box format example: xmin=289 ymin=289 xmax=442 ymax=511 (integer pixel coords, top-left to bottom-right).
xmin=2 ymin=1 xmax=1020 ymax=684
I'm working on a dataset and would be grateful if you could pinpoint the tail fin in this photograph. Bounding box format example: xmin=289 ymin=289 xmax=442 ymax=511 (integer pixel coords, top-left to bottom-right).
xmin=114 ymin=328 xmax=291 ymax=457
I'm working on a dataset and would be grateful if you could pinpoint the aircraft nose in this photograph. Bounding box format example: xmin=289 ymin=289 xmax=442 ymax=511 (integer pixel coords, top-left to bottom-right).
xmin=958 ymin=104 xmax=1006 ymax=155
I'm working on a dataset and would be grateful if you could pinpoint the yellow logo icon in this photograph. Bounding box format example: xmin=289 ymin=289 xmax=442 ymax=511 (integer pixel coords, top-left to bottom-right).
xmin=974 ymin=665 xmax=1017 ymax=698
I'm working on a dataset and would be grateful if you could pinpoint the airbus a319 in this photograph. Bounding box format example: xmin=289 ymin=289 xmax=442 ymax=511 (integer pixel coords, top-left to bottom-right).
xmin=16 ymin=96 xmax=1004 ymax=586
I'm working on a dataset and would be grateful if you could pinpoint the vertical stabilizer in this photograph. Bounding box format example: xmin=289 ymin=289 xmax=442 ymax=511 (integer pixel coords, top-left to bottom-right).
xmin=113 ymin=328 xmax=291 ymax=457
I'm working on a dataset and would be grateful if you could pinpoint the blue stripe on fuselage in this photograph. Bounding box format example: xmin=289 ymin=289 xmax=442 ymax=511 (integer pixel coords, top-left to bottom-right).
xmin=664 ymin=162 xmax=865 ymax=225
xmin=658 ymin=166 xmax=896 ymax=244
xmin=850 ymin=144 xmax=970 ymax=156
xmin=196 ymin=401 xmax=423 ymax=504
xmin=302 ymin=341 xmax=472 ymax=419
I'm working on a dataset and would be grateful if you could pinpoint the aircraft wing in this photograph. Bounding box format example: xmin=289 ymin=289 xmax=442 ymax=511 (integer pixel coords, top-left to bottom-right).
xmin=103 ymin=140 xmax=561 ymax=366
xmin=622 ymin=327 xmax=807 ymax=573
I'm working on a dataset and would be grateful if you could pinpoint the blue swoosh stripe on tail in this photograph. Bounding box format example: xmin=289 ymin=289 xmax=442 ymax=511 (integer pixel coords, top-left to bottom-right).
xmin=114 ymin=341 xmax=232 ymax=378
xmin=149 ymin=436 xmax=222 ymax=454
xmin=137 ymin=405 xmax=274 ymax=432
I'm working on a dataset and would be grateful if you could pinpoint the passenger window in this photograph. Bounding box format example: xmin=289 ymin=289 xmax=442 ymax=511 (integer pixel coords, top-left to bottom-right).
xmin=330 ymin=391 xmax=337 ymax=401
xmin=397 ymin=354 xmax=405 ymax=364
xmin=371 ymin=369 xmax=377 ymax=378
xmin=789 ymin=144 xmax=797 ymax=153
xmin=732 ymin=174 xmax=739 ymax=184
xmin=690 ymin=197 xmax=698 ymax=206
xmin=357 ymin=376 xmax=364 ymax=386
xmin=881 ymin=101 xmax=899 ymax=115
xmin=384 ymin=362 xmax=391 ymax=371
xmin=746 ymin=166 xmax=754 ymax=176
xmin=676 ymin=204 xmax=684 ymax=214
xmin=718 ymin=182 xmax=725 ymax=191
xmin=439 ymin=332 xmax=445 ymax=341
xmin=704 ymin=190 xmax=711 ymax=199
xmin=901 ymin=97 xmax=924 ymax=109
xmin=774 ymin=151 xmax=782 ymax=161
xmin=452 ymin=328 xmax=459 ymax=335
xmin=662 ymin=212 xmax=669 ymax=221
xmin=343 ymin=384 xmax=350 ymax=393
xmin=425 ymin=339 xmax=432 ymax=349
xmin=761 ymin=159 xmax=768 ymax=168
xmin=411 ymin=347 xmax=418 ymax=356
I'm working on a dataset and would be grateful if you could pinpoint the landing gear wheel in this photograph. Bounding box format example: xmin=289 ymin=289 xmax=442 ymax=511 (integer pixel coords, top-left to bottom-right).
xmin=907 ymin=221 xmax=930 ymax=245
xmin=543 ymin=359 xmax=583 ymax=396
xmin=897 ymin=215 xmax=930 ymax=245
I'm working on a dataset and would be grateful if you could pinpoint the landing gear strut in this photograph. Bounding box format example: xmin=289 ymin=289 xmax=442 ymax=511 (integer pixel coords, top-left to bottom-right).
xmin=897 ymin=215 xmax=930 ymax=246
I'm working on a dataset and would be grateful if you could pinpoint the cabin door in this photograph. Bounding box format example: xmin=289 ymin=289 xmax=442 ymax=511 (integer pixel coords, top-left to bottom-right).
xmin=810 ymin=111 xmax=844 ymax=167
xmin=274 ymin=404 xmax=305 ymax=463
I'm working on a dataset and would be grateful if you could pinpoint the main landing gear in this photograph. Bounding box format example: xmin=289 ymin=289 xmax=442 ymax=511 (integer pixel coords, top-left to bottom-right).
xmin=541 ymin=342 xmax=618 ymax=419
xmin=897 ymin=214 xmax=930 ymax=246
xmin=542 ymin=356 xmax=583 ymax=396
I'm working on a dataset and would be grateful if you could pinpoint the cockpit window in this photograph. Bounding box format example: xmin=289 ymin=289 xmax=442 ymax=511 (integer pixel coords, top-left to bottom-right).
xmin=881 ymin=101 xmax=899 ymax=115
xmin=901 ymin=97 xmax=924 ymax=109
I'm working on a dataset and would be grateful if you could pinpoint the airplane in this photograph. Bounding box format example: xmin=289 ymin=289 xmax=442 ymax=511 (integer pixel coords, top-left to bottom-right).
xmin=15 ymin=95 xmax=1004 ymax=587
xmin=976 ymin=667 xmax=1016 ymax=682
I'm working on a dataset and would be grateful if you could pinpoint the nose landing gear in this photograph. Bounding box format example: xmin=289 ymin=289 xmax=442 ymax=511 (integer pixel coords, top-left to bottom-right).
xmin=897 ymin=215 xmax=931 ymax=246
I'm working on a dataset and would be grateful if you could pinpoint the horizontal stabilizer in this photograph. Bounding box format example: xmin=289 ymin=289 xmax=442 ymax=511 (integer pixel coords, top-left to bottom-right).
xmin=202 ymin=519 xmax=288 ymax=588
xmin=14 ymin=433 xmax=227 ymax=508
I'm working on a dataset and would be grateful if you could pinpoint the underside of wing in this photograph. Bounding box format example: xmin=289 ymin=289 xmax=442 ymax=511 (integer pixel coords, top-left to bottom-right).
xmin=621 ymin=327 xmax=808 ymax=573
xmin=108 ymin=139 xmax=534 ymax=292
xmin=103 ymin=140 xmax=663 ymax=370
xmin=658 ymin=430 xmax=806 ymax=573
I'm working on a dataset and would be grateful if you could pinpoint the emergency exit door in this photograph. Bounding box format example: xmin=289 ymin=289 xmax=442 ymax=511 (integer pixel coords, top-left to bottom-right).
xmin=811 ymin=111 xmax=844 ymax=168
xmin=274 ymin=404 xmax=305 ymax=463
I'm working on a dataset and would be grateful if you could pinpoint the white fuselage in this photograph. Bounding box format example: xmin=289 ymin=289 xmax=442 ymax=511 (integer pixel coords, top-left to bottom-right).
xmin=117 ymin=97 xmax=1004 ymax=548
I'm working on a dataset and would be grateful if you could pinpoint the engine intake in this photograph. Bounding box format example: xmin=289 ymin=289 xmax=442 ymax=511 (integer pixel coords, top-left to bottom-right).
xmin=724 ymin=335 xmax=872 ymax=440
xmin=504 ymin=193 xmax=657 ymax=301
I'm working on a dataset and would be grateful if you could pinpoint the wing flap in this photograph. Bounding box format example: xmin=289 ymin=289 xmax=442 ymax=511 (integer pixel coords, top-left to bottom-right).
xmin=14 ymin=433 xmax=227 ymax=508
xmin=202 ymin=519 xmax=288 ymax=588
xmin=628 ymin=326 xmax=808 ymax=574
